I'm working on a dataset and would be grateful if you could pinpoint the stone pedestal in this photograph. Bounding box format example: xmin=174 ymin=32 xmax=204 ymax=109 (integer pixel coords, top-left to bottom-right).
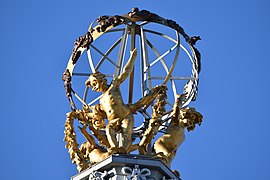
xmin=71 ymin=154 xmax=180 ymax=180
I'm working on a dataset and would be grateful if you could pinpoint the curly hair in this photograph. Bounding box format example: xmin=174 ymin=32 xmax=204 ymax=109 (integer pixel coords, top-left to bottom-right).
xmin=179 ymin=107 xmax=203 ymax=131
xmin=85 ymin=71 xmax=107 ymax=87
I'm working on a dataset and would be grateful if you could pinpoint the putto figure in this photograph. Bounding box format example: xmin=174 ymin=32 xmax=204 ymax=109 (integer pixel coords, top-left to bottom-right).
xmin=138 ymin=93 xmax=203 ymax=167
xmin=84 ymin=48 xmax=138 ymax=154
xmin=84 ymin=48 xmax=166 ymax=154
xmin=153 ymin=94 xmax=203 ymax=167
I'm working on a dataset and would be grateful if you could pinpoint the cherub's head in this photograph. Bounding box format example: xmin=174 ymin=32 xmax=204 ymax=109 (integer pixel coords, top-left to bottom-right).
xmin=85 ymin=72 xmax=107 ymax=92
xmin=179 ymin=107 xmax=203 ymax=131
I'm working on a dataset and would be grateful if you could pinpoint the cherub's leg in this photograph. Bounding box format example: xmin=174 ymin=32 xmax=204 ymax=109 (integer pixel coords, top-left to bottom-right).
xmin=120 ymin=115 xmax=134 ymax=153
xmin=139 ymin=118 xmax=159 ymax=155
xmin=154 ymin=139 xmax=171 ymax=155
xmin=153 ymin=138 xmax=172 ymax=165
xmin=89 ymin=148 xmax=110 ymax=164
xmin=106 ymin=122 xmax=118 ymax=153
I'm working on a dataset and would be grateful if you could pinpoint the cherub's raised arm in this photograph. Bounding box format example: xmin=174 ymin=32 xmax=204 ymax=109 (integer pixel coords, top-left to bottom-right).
xmin=116 ymin=48 xmax=137 ymax=86
xmin=82 ymin=104 xmax=95 ymax=119
xmin=79 ymin=126 xmax=96 ymax=146
xmin=171 ymin=94 xmax=185 ymax=121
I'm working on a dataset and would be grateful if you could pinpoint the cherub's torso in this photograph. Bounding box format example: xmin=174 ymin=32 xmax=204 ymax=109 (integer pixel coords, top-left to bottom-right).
xmin=100 ymin=85 xmax=130 ymax=120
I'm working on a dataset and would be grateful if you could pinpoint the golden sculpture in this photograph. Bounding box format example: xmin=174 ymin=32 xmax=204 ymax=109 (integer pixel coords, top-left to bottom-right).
xmin=62 ymin=9 xmax=203 ymax=173
xmin=83 ymin=48 xmax=166 ymax=154
xmin=63 ymin=48 xmax=169 ymax=172
xmin=64 ymin=110 xmax=110 ymax=172
xmin=63 ymin=83 xmax=202 ymax=172
xmin=153 ymin=94 xmax=203 ymax=167
xmin=63 ymin=49 xmax=169 ymax=172
xmin=138 ymin=87 xmax=168 ymax=155
xmin=79 ymin=126 xmax=110 ymax=165
xmin=136 ymin=92 xmax=203 ymax=167
xmin=64 ymin=111 xmax=90 ymax=172
xmin=64 ymin=88 xmax=202 ymax=172
xmin=84 ymin=49 xmax=138 ymax=154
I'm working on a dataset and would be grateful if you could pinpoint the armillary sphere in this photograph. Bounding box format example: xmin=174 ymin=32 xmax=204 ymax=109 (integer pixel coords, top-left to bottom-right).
xmin=63 ymin=8 xmax=201 ymax=138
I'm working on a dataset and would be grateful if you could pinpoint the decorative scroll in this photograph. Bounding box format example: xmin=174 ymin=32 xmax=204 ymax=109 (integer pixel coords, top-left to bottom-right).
xmin=122 ymin=165 xmax=151 ymax=180
xmin=89 ymin=170 xmax=108 ymax=180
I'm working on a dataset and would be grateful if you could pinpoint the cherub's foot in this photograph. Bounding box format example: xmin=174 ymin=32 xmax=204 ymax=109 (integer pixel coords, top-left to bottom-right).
xmin=172 ymin=170 xmax=181 ymax=178
xmin=108 ymin=147 xmax=128 ymax=154
xmin=118 ymin=147 xmax=128 ymax=154
xmin=108 ymin=147 xmax=118 ymax=154
xmin=152 ymin=152 xmax=169 ymax=165
xmin=138 ymin=145 xmax=147 ymax=155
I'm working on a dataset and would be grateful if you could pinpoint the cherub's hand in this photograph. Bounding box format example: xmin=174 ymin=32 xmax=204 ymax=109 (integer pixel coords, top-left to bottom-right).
xmin=85 ymin=78 xmax=91 ymax=87
xmin=176 ymin=93 xmax=186 ymax=99
xmin=152 ymin=84 xmax=167 ymax=95
xmin=75 ymin=110 xmax=84 ymax=119
xmin=83 ymin=104 xmax=91 ymax=113
xmin=131 ymin=48 xmax=138 ymax=57
xmin=175 ymin=93 xmax=187 ymax=107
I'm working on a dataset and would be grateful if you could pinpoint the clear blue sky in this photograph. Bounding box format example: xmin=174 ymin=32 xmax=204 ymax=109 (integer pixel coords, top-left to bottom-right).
xmin=1 ymin=0 xmax=270 ymax=179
